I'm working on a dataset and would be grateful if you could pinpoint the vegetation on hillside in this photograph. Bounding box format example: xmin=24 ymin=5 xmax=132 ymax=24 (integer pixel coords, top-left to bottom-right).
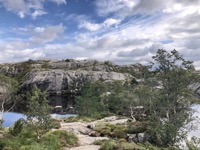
xmin=0 ymin=49 xmax=200 ymax=149
xmin=76 ymin=49 xmax=200 ymax=148
xmin=0 ymin=85 xmax=78 ymax=150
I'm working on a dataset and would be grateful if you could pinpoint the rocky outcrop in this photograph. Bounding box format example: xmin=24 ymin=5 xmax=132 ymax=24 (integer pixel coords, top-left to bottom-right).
xmin=0 ymin=59 xmax=199 ymax=113
xmin=21 ymin=69 xmax=132 ymax=113
xmin=0 ymin=59 xmax=137 ymax=113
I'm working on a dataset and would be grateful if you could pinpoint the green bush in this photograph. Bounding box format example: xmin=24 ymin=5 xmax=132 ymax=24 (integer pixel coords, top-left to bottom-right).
xmin=0 ymin=140 xmax=6 ymax=150
xmin=100 ymin=140 xmax=117 ymax=150
xmin=50 ymin=120 xmax=61 ymax=129
xmin=127 ymin=121 xmax=147 ymax=134
xmin=95 ymin=123 xmax=127 ymax=138
xmin=117 ymin=141 xmax=136 ymax=150
xmin=10 ymin=119 xmax=25 ymax=136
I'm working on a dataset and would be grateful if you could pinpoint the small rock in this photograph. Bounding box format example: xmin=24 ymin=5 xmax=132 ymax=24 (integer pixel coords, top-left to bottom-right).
xmin=137 ymin=133 xmax=145 ymax=143
xmin=87 ymin=123 xmax=96 ymax=129
xmin=127 ymin=134 xmax=137 ymax=143
xmin=102 ymin=116 xmax=117 ymax=122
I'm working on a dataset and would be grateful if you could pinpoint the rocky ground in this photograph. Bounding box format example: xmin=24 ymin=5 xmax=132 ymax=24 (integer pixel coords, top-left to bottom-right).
xmin=59 ymin=116 xmax=130 ymax=150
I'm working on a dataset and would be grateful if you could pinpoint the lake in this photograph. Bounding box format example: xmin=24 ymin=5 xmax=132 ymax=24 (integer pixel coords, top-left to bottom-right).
xmin=1 ymin=112 xmax=76 ymax=128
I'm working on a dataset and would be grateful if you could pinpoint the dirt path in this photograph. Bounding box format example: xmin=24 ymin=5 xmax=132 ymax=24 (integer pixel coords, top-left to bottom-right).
xmin=60 ymin=116 xmax=130 ymax=150
xmin=60 ymin=122 xmax=108 ymax=150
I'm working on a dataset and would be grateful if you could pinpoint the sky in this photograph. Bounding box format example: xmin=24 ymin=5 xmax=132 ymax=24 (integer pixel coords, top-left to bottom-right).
xmin=0 ymin=0 xmax=200 ymax=68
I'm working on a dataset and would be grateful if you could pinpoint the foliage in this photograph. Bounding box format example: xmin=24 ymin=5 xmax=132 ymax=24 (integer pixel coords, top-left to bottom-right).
xmin=9 ymin=119 xmax=25 ymax=136
xmin=99 ymin=140 xmax=117 ymax=150
xmin=127 ymin=121 xmax=147 ymax=134
xmin=25 ymin=85 xmax=52 ymax=139
xmin=42 ymin=130 xmax=78 ymax=148
xmin=76 ymin=80 xmax=137 ymax=118
xmin=0 ymin=74 xmax=19 ymax=128
xmin=145 ymin=49 xmax=199 ymax=146
xmin=76 ymin=81 xmax=109 ymax=118
xmin=95 ymin=122 xmax=128 ymax=138
xmin=0 ymin=127 xmax=78 ymax=150
xmin=63 ymin=116 xmax=96 ymax=122
xmin=186 ymin=136 xmax=200 ymax=150
xmin=50 ymin=119 xmax=61 ymax=129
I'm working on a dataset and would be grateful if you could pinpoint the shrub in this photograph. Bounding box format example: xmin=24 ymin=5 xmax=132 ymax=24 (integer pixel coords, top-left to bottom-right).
xmin=10 ymin=119 xmax=25 ymax=136
xmin=50 ymin=120 xmax=61 ymax=129
xmin=0 ymin=140 xmax=6 ymax=150
xmin=100 ymin=140 xmax=117 ymax=150
xmin=95 ymin=123 xmax=127 ymax=138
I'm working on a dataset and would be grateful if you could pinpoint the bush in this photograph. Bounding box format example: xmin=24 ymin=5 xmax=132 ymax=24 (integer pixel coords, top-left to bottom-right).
xmin=95 ymin=123 xmax=127 ymax=138
xmin=127 ymin=121 xmax=147 ymax=134
xmin=50 ymin=120 xmax=61 ymax=129
xmin=10 ymin=119 xmax=25 ymax=136
xmin=117 ymin=141 xmax=136 ymax=150
xmin=100 ymin=140 xmax=117 ymax=150
xmin=0 ymin=140 xmax=6 ymax=150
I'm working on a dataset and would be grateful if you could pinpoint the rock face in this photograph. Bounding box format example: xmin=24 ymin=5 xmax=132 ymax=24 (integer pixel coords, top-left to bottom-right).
xmin=22 ymin=69 xmax=132 ymax=113
xmin=0 ymin=59 xmax=136 ymax=113
xmin=0 ymin=59 xmax=199 ymax=113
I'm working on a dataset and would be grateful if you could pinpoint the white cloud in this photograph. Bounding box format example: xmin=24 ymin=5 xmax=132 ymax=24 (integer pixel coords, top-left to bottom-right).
xmin=103 ymin=18 xmax=121 ymax=27
xmin=30 ymin=24 xmax=65 ymax=44
xmin=0 ymin=0 xmax=66 ymax=19
xmin=50 ymin=0 xmax=67 ymax=5
xmin=79 ymin=21 xmax=102 ymax=31
xmin=31 ymin=10 xmax=47 ymax=19
xmin=94 ymin=0 xmax=166 ymax=18
xmin=0 ymin=0 xmax=27 ymax=18
xmin=79 ymin=18 xmax=121 ymax=31
xmin=1 ymin=0 xmax=200 ymax=69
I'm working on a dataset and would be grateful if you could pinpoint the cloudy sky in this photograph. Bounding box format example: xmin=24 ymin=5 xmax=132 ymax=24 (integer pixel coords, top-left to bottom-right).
xmin=0 ymin=0 xmax=200 ymax=68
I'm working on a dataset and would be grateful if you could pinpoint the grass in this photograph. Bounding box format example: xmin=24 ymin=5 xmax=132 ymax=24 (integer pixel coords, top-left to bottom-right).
xmin=0 ymin=128 xmax=78 ymax=150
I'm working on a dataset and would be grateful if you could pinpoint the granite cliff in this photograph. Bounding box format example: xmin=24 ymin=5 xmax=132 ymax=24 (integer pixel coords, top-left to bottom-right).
xmin=0 ymin=59 xmax=199 ymax=113
xmin=0 ymin=59 xmax=140 ymax=113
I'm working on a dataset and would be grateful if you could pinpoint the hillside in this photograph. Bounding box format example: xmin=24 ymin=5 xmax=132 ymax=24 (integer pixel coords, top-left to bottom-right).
xmin=0 ymin=59 xmax=145 ymax=113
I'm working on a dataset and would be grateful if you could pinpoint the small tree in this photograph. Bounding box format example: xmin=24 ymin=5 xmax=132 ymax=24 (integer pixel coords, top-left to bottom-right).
xmin=76 ymin=81 xmax=108 ymax=118
xmin=147 ymin=49 xmax=199 ymax=146
xmin=25 ymin=85 xmax=51 ymax=139
xmin=0 ymin=75 xmax=18 ymax=128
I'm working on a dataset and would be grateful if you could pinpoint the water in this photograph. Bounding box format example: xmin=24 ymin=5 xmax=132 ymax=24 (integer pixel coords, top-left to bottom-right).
xmin=1 ymin=112 xmax=76 ymax=128
xmin=1 ymin=112 xmax=27 ymax=128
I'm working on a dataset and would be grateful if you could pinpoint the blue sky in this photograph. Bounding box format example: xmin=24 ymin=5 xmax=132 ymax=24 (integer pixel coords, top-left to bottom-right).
xmin=0 ymin=0 xmax=200 ymax=68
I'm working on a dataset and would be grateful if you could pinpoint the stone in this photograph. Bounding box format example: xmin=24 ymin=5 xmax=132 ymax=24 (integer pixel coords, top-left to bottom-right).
xmin=137 ymin=133 xmax=145 ymax=143
xmin=127 ymin=134 xmax=137 ymax=143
